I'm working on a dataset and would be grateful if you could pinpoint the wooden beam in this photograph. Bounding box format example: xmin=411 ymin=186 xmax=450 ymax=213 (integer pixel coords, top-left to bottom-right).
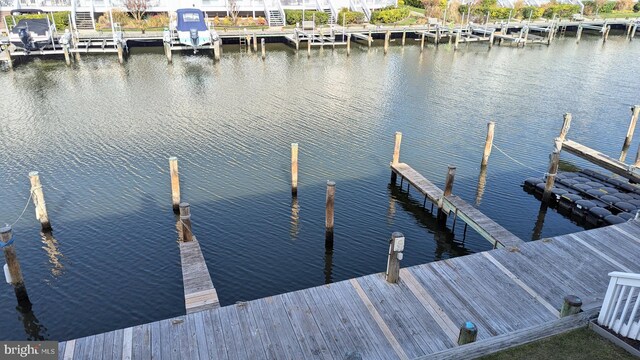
xmin=562 ymin=139 xmax=640 ymax=183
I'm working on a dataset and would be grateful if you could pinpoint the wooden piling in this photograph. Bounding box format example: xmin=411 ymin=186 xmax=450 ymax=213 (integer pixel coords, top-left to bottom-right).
xmin=576 ymin=24 xmax=583 ymax=43
xmin=481 ymin=121 xmax=495 ymax=167
xmin=402 ymin=29 xmax=406 ymax=46
xmin=246 ymin=34 xmax=252 ymax=52
xmin=291 ymin=143 xmax=299 ymax=195
xmin=603 ymin=25 xmax=611 ymax=42
xmin=632 ymin=23 xmax=638 ymax=39
xmin=384 ymin=31 xmax=390 ymax=54
xmin=63 ymin=45 xmax=71 ymax=66
xmin=390 ymin=132 xmax=402 ymax=183
xmin=542 ymin=112 xmax=572 ymax=203
xmin=307 ymin=38 xmax=311 ymax=57
xmin=117 ymin=42 xmax=124 ymax=64
xmin=420 ymin=33 xmax=425 ymax=52
xmin=164 ymin=43 xmax=172 ymax=63
xmin=347 ymin=34 xmax=351 ymax=56
xmin=443 ymin=166 xmax=456 ymax=197
xmin=454 ymin=31 xmax=460 ymax=50
xmin=6 ymin=46 xmax=13 ymax=70
xmin=635 ymin=143 xmax=640 ymax=167
xmin=627 ymin=22 xmax=633 ymax=38
xmin=325 ymin=181 xmax=335 ymax=242
xmin=253 ymin=34 xmax=258 ymax=52
xmin=435 ymin=26 xmax=441 ymax=45
xmin=621 ymin=105 xmax=640 ymax=161
xmin=559 ymin=295 xmax=582 ymax=317
xmin=261 ymin=38 xmax=266 ymax=60
xmin=489 ymin=31 xmax=495 ymax=48
xmin=179 ymin=203 xmax=193 ymax=242
xmin=213 ymin=40 xmax=221 ymax=61
xmin=368 ymin=30 xmax=372 ymax=47
xmin=458 ymin=322 xmax=478 ymax=345
xmin=385 ymin=232 xmax=404 ymax=283
xmin=1 ymin=225 xmax=30 ymax=306
xmin=29 ymin=171 xmax=51 ymax=231
xmin=169 ymin=157 xmax=181 ymax=212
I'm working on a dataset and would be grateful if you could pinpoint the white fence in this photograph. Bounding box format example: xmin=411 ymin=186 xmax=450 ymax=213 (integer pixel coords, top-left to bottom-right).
xmin=598 ymin=272 xmax=640 ymax=340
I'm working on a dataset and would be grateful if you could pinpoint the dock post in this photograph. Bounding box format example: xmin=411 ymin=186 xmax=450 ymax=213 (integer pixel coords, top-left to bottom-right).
xmin=29 ymin=172 xmax=51 ymax=231
xmin=634 ymin=143 xmax=640 ymax=167
xmin=179 ymin=203 xmax=193 ymax=242
xmin=458 ymin=322 xmax=478 ymax=345
xmin=1 ymin=225 xmax=31 ymax=308
xmin=420 ymin=33 xmax=425 ymax=52
xmin=169 ymin=157 xmax=181 ymax=213
xmin=63 ymin=45 xmax=71 ymax=66
xmin=620 ymin=105 xmax=640 ymax=162
xmin=488 ymin=31 xmax=494 ymax=49
xmin=454 ymin=31 xmax=460 ymax=50
xmin=347 ymin=34 xmax=351 ymax=56
xmin=390 ymin=131 xmax=402 ymax=184
xmin=481 ymin=121 xmax=495 ymax=167
xmin=542 ymin=138 xmax=563 ymax=203
xmin=6 ymin=46 xmax=13 ymax=70
xmin=307 ymin=38 xmax=311 ymax=57
xmin=559 ymin=295 xmax=582 ymax=317
xmin=368 ymin=30 xmax=372 ymax=47
xmin=253 ymin=34 xmax=258 ymax=52
xmin=213 ymin=40 xmax=221 ymax=61
xmin=632 ymin=23 xmax=638 ymax=39
xmin=436 ymin=26 xmax=441 ymax=45
xmin=603 ymin=25 xmax=610 ymax=42
xmin=116 ymin=42 xmax=124 ymax=64
xmin=522 ymin=27 xmax=529 ymax=47
xmin=165 ymin=43 xmax=173 ymax=63
xmin=384 ymin=31 xmax=390 ymax=54
xmin=576 ymin=24 xmax=583 ymax=43
xmin=437 ymin=166 xmax=456 ymax=224
xmin=402 ymin=29 xmax=406 ymax=46
xmin=291 ymin=143 xmax=299 ymax=196
xmin=261 ymin=38 xmax=266 ymax=60
xmin=385 ymin=232 xmax=404 ymax=283
xmin=325 ymin=181 xmax=335 ymax=244
xmin=627 ymin=22 xmax=633 ymax=38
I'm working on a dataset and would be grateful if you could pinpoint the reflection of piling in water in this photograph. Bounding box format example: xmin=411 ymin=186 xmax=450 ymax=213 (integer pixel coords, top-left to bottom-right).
xmin=290 ymin=196 xmax=300 ymax=239
xmin=41 ymin=231 xmax=64 ymax=277
xmin=29 ymin=171 xmax=51 ymax=231
xmin=386 ymin=190 xmax=396 ymax=225
xmin=323 ymin=246 xmax=333 ymax=284
xmin=325 ymin=181 xmax=336 ymax=246
xmin=1 ymin=225 xmax=31 ymax=309
xmin=18 ymin=305 xmax=48 ymax=341
xmin=475 ymin=165 xmax=488 ymax=206
xmin=532 ymin=203 xmax=548 ymax=241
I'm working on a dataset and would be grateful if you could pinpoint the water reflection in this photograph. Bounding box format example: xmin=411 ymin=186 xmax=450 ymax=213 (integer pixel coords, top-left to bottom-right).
xmin=16 ymin=305 xmax=47 ymax=341
xmin=475 ymin=165 xmax=488 ymax=206
xmin=532 ymin=203 xmax=548 ymax=241
xmin=290 ymin=196 xmax=300 ymax=240
xmin=40 ymin=231 xmax=64 ymax=277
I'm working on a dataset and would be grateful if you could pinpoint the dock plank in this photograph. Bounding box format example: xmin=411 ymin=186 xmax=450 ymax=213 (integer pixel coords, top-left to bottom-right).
xmin=179 ymin=239 xmax=220 ymax=314
xmin=562 ymin=140 xmax=640 ymax=183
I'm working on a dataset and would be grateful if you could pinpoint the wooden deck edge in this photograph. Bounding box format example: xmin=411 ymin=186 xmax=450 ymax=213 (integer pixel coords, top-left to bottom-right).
xmin=415 ymin=308 xmax=598 ymax=360
xmin=588 ymin=321 xmax=640 ymax=358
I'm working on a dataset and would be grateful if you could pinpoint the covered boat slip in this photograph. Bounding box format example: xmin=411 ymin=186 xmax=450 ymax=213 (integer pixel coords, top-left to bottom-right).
xmin=58 ymin=220 xmax=640 ymax=359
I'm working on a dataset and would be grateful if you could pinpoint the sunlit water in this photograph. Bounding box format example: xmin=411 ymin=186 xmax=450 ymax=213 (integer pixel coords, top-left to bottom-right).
xmin=0 ymin=34 xmax=638 ymax=341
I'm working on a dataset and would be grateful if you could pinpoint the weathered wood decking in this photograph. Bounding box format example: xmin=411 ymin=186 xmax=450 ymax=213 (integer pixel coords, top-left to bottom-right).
xmin=59 ymin=220 xmax=640 ymax=359
xmin=179 ymin=238 xmax=219 ymax=314
xmin=562 ymin=139 xmax=640 ymax=183
xmin=391 ymin=162 xmax=524 ymax=248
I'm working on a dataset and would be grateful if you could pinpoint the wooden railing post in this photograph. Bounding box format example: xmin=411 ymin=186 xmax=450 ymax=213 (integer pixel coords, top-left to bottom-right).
xmin=169 ymin=157 xmax=181 ymax=213
xmin=385 ymin=232 xmax=404 ymax=283
xmin=29 ymin=171 xmax=51 ymax=231
xmin=179 ymin=203 xmax=193 ymax=242
xmin=325 ymin=181 xmax=336 ymax=244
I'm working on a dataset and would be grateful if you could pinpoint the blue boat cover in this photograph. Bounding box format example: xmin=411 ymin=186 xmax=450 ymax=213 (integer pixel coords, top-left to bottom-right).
xmin=176 ymin=9 xmax=207 ymax=32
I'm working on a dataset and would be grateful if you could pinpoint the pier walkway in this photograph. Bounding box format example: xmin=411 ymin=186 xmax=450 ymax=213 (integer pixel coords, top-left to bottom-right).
xmin=58 ymin=220 xmax=640 ymax=359
xmin=391 ymin=162 xmax=524 ymax=249
xmin=179 ymin=238 xmax=219 ymax=314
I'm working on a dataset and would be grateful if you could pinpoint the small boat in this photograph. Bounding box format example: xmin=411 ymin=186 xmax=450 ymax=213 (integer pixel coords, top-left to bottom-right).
xmin=174 ymin=8 xmax=218 ymax=53
xmin=10 ymin=17 xmax=56 ymax=54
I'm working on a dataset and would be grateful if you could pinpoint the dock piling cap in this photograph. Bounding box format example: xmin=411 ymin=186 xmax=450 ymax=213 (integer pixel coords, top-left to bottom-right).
xmin=564 ymin=295 xmax=582 ymax=307
xmin=464 ymin=321 xmax=477 ymax=332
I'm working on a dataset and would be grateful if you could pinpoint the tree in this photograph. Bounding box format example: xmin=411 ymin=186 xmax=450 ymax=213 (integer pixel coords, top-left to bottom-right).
xmin=124 ymin=0 xmax=150 ymax=22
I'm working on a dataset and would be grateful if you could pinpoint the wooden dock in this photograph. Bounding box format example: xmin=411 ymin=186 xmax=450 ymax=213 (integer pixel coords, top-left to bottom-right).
xmin=58 ymin=220 xmax=640 ymax=359
xmin=562 ymin=139 xmax=640 ymax=183
xmin=391 ymin=162 xmax=524 ymax=249
xmin=179 ymin=238 xmax=220 ymax=314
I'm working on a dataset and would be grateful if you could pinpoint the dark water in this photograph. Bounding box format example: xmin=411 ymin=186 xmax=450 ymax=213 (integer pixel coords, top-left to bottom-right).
xmin=0 ymin=35 xmax=638 ymax=341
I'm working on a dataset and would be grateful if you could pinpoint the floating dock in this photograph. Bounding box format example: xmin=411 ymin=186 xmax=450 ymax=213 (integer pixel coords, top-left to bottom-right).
xmin=58 ymin=220 xmax=640 ymax=359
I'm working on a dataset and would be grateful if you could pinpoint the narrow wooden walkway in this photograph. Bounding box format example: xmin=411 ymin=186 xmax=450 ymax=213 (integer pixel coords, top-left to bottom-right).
xmin=562 ymin=139 xmax=640 ymax=183
xmin=179 ymin=238 xmax=219 ymax=314
xmin=58 ymin=220 xmax=640 ymax=359
xmin=391 ymin=162 xmax=524 ymax=248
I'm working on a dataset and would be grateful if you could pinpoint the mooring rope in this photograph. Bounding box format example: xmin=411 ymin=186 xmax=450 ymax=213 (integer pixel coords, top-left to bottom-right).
xmin=9 ymin=189 xmax=34 ymax=227
xmin=492 ymin=143 xmax=545 ymax=175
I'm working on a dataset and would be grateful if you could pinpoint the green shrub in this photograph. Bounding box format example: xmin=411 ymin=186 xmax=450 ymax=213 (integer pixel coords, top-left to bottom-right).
xmin=284 ymin=10 xmax=329 ymax=25
xmin=488 ymin=7 xmax=512 ymax=19
xmin=635 ymin=2 xmax=640 ymax=12
xmin=404 ymin=0 xmax=424 ymax=8
xmin=600 ymin=1 xmax=616 ymax=13
xmin=370 ymin=6 xmax=410 ymax=24
xmin=8 ymin=11 xmax=70 ymax=31
xmin=542 ymin=4 xmax=580 ymax=18
xmin=520 ymin=6 xmax=544 ymax=19
xmin=337 ymin=8 xmax=365 ymax=24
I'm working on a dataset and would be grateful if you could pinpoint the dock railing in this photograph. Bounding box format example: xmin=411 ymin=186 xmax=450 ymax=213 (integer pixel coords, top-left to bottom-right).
xmin=598 ymin=271 xmax=640 ymax=340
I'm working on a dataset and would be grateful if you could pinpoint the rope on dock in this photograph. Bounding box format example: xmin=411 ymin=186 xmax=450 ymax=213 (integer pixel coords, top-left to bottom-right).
xmin=9 ymin=189 xmax=34 ymax=227
xmin=492 ymin=143 xmax=545 ymax=175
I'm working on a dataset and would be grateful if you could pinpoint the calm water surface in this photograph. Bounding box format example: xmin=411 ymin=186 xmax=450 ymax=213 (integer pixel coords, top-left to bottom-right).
xmin=0 ymin=35 xmax=639 ymax=340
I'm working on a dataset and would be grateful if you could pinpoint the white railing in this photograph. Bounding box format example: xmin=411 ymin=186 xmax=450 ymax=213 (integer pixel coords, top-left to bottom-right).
xmin=598 ymin=272 xmax=640 ymax=341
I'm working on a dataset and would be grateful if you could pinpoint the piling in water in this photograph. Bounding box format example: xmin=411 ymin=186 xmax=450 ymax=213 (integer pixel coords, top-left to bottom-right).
xmin=169 ymin=157 xmax=181 ymax=212
xmin=29 ymin=171 xmax=51 ymax=231
xmin=325 ymin=181 xmax=335 ymax=244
